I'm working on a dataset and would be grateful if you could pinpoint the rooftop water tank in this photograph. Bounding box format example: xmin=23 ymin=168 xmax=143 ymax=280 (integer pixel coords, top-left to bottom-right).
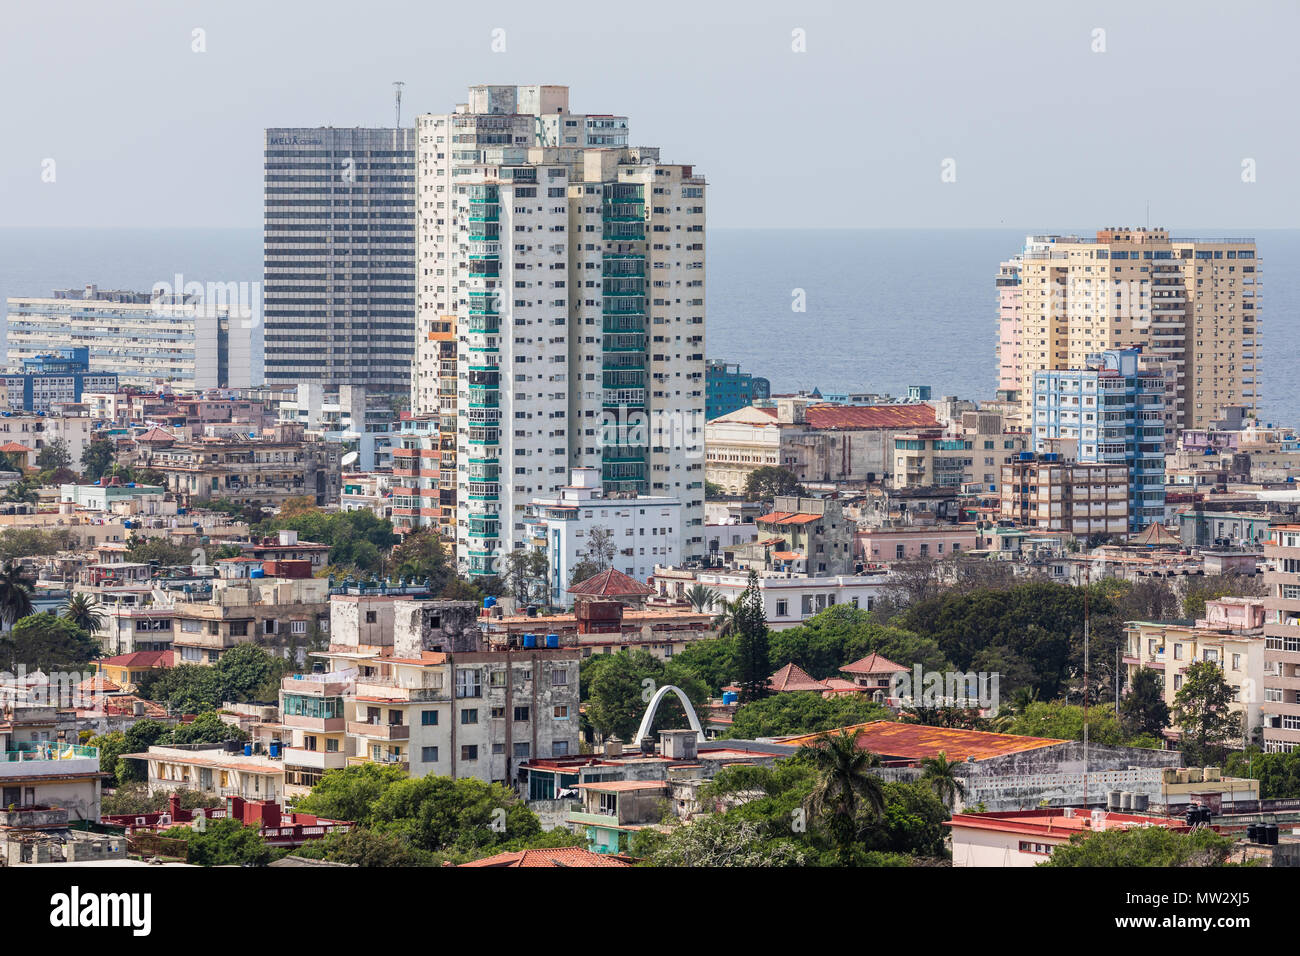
xmin=523 ymin=633 xmax=537 ymax=648
xmin=546 ymin=633 xmax=559 ymax=648
xmin=243 ymin=743 xmax=253 ymax=757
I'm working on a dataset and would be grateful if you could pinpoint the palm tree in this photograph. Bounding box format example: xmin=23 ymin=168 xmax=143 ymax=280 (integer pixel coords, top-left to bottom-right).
xmin=685 ymin=583 xmax=719 ymax=613
xmin=711 ymin=597 xmax=742 ymax=638
xmin=919 ymin=750 xmax=967 ymax=811
xmin=803 ymin=728 xmax=885 ymax=864
xmin=0 ymin=563 xmax=33 ymax=628
xmin=61 ymin=592 xmax=106 ymax=634
xmin=990 ymin=686 xmax=1038 ymax=733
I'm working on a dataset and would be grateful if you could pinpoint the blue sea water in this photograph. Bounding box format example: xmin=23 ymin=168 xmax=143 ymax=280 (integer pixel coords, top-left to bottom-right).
xmin=1 ymin=227 xmax=1295 ymax=424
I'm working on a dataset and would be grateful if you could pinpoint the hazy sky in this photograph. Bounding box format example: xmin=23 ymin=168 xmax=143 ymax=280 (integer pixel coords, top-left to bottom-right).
xmin=2 ymin=0 xmax=1297 ymax=230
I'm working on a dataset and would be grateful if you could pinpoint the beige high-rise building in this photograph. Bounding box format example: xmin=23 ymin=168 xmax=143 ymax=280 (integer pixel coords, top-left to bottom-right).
xmin=414 ymin=86 xmax=705 ymax=579
xmin=1000 ymin=228 xmax=1261 ymax=435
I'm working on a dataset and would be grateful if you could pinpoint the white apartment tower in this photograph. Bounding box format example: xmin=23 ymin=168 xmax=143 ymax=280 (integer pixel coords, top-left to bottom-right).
xmin=415 ymin=85 xmax=705 ymax=579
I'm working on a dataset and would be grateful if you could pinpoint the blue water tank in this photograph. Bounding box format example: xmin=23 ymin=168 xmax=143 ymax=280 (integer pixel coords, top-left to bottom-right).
xmin=269 ymin=742 xmax=281 ymax=758
xmin=1018 ymin=452 xmax=1033 ymax=461
xmin=249 ymin=567 xmax=265 ymax=578
xmin=546 ymin=633 xmax=559 ymax=648
xmin=523 ymin=633 xmax=537 ymax=648
xmin=722 ymin=691 xmax=738 ymax=705
xmin=484 ymin=596 xmax=496 ymax=608
xmin=243 ymin=743 xmax=253 ymax=757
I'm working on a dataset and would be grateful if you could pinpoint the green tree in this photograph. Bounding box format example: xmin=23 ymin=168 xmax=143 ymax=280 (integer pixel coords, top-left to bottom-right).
xmin=1173 ymin=660 xmax=1242 ymax=766
xmin=115 ymin=719 xmax=172 ymax=783
xmin=501 ymin=547 xmax=549 ymax=606
xmin=567 ymin=559 xmax=603 ymax=587
xmin=291 ymin=826 xmax=434 ymax=866
xmin=733 ymin=571 xmax=770 ymax=702
xmin=0 ymin=563 xmax=34 ymax=628
xmin=1121 ymin=666 xmax=1171 ymax=739
xmin=0 ymin=612 xmax=98 ymax=671
xmin=36 ymin=438 xmax=71 ymax=471
xmin=684 ymin=583 xmax=719 ymax=613
xmin=166 ymin=711 xmax=248 ymax=746
xmin=583 ymin=526 xmax=616 ymax=571
xmin=80 ymin=438 xmax=116 ymax=480
xmin=640 ymin=816 xmax=808 ymax=867
xmin=389 ymin=529 xmax=452 ymax=592
xmin=173 ymin=817 xmax=272 ymax=866
xmin=1181 ymin=575 xmax=1268 ymax=621
xmin=670 ymin=637 xmax=738 ymax=695
xmin=124 ymin=535 xmax=193 ymax=566
xmin=0 ymin=528 xmax=75 ymax=564
xmin=803 ymin=728 xmax=885 ymax=865
xmin=918 ymin=750 xmax=966 ymax=810
xmin=292 ymin=764 xmax=409 ymax=826
xmin=743 ymin=466 xmax=805 ymax=501
xmin=61 ymin=592 xmax=106 ymax=634
xmin=581 ymin=650 xmax=710 ymax=742
xmin=725 ymin=692 xmax=892 ymax=739
xmin=1043 ymin=825 xmax=1237 ymax=867
xmin=368 ymin=776 xmax=543 ymax=856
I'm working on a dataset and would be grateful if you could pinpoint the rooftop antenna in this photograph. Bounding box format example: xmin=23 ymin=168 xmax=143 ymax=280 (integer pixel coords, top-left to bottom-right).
xmin=393 ymin=81 xmax=406 ymax=128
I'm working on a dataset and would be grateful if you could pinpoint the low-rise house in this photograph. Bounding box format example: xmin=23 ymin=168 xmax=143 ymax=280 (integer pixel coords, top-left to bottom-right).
xmin=947 ymin=808 xmax=1192 ymax=867
xmin=0 ymin=705 xmax=103 ymax=820
xmin=125 ymin=743 xmax=286 ymax=802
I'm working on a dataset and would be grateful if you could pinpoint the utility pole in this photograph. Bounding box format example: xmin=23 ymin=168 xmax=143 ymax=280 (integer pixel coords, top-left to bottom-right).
xmin=1083 ymin=563 xmax=1090 ymax=808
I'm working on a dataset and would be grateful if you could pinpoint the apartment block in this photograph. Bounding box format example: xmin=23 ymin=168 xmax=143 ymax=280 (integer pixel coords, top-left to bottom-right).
xmin=1031 ymin=348 xmax=1165 ymax=530
xmin=0 ymin=706 xmax=102 ymax=821
xmin=1000 ymin=228 xmax=1260 ymax=434
xmin=413 ymin=85 xmax=705 ymax=578
xmin=1124 ymin=597 xmax=1265 ymax=735
xmin=705 ymin=360 xmax=770 ymax=420
xmin=999 ymin=454 xmax=1128 ymax=535
xmin=1263 ymin=524 xmax=1300 ymax=752
xmin=263 ymin=127 xmax=415 ymax=393
xmin=135 ymin=425 xmax=342 ymax=508
xmin=0 ymin=348 xmax=117 ymax=412
xmin=6 ymin=285 xmax=258 ymax=389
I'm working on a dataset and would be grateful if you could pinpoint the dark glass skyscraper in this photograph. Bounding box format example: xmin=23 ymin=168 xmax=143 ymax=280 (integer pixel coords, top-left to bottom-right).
xmin=263 ymin=127 xmax=415 ymax=393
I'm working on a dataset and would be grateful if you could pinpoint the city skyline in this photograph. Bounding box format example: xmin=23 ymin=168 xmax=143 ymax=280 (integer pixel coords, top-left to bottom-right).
xmin=2 ymin=0 xmax=1298 ymax=231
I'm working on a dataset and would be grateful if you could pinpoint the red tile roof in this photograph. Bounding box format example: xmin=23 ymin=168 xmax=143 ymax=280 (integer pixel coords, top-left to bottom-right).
xmin=0 ymin=441 xmax=33 ymax=453
xmin=459 ymin=847 xmax=631 ymax=868
xmin=840 ymin=652 xmax=908 ymax=676
xmin=757 ymin=511 xmax=820 ymax=526
xmin=803 ymin=404 xmax=938 ymax=431
xmin=135 ymin=426 xmax=177 ymax=443
xmin=567 ymin=568 xmax=655 ymax=597
xmin=780 ymin=720 xmax=1065 ymax=761
xmin=99 ymin=650 xmax=176 ymax=669
xmin=768 ymin=662 xmax=830 ymax=693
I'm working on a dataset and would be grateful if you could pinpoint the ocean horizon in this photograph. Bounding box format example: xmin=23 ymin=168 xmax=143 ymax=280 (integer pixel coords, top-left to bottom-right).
xmin=1 ymin=226 xmax=1295 ymax=425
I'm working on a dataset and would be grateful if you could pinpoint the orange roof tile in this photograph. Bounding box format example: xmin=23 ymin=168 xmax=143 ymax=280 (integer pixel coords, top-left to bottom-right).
xmin=768 ymin=662 xmax=830 ymax=693
xmin=840 ymin=652 xmax=908 ymax=676
xmin=459 ymin=847 xmax=631 ymax=868
xmin=803 ymin=404 xmax=938 ymax=431
xmin=781 ymin=720 xmax=1065 ymax=762
xmin=567 ymin=568 xmax=655 ymax=597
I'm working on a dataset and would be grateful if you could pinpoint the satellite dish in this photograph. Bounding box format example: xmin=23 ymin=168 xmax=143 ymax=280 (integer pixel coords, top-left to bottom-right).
xmin=341 ymin=451 xmax=359 ymax=466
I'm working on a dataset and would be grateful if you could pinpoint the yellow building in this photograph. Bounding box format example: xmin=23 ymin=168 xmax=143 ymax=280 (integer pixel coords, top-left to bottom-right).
xmin=1008 ymin=228 xmax=1259 ymax=433
xmin=1124 ymin=598 xmax=1267 ymax=734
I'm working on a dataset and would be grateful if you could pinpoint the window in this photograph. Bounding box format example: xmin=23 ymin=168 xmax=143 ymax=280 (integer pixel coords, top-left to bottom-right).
xmin=598 ymin=792 xmax=618 ymax=815
xmin=290 ymin=620 xmax=308 ymax=635
xmin=461 ymin=709 xmax=478 ymax=725
xmin=421 ymin=710 xmax=439 ymax=726
xmin=513 ymin=742 xmax=530 ymax=758
xmin=460 ymin=745 xmax=478 ymax=761
xmin=455 ymin=668 xmax=482 ymax=698
xmin=552 ymin=740 xmax=569 ymax=756
xmin=421 ymin=746 xmax=439 ymax=762
xmin=776 ymin=599 xmax=788 ymax=617
xmin=365 ymin=611 xmax=378 ymax=624
xmin=551 ymin=667 xmax=569 ymax=686
xmin=1018 ymin=841 xmax=1053 ymax=856
xmin=514 ymin=706 xmax=530 ymax=722
xmin=554 ymin=705 xmax=569 ymax=719
xmin=490 ymin=669 xmax=507 ymax=687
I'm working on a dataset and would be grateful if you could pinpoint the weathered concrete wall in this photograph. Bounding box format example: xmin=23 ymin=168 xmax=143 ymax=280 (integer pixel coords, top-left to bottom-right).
xmin=393 ymin=600 xmax=482 ymax=658
xmin=872 ymin=742 xmax=1181 ymax=812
